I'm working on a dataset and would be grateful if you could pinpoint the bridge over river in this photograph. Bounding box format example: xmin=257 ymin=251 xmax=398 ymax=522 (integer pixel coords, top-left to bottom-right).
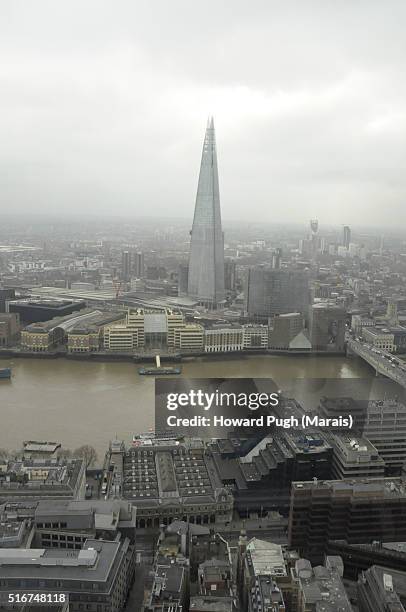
xmin=347 ymin=337 xmax=406 ymax=387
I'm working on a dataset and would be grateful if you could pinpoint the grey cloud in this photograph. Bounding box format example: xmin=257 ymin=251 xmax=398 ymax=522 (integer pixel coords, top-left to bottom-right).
xmin=1 ymin=0 xmax=406 ymax=226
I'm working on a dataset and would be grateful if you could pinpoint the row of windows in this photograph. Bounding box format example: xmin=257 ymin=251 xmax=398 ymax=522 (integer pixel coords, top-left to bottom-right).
xmin=42 ymin=533 xmax=85 ymax=542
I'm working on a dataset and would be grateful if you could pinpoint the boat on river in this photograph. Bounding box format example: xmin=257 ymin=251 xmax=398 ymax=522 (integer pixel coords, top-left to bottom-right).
xmin=138 ymin=354 xmax=181 ymax=376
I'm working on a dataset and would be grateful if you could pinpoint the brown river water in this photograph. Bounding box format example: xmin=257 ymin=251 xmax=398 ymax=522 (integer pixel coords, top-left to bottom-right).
xmin=0 ymin=355 xmax=374 ymax=459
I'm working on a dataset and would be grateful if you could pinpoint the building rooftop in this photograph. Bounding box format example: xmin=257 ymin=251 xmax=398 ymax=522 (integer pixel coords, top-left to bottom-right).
xmin=311 ymin=302 xmax=345 ymax=311
xmin=0 ymin=457 xmax=84 ymax=499
xmin=23 ymin=308 xmax=98 ymax=333
xmin=361 ymin=565 xmax=406 ymax=607
xmin=23 ymin=441 xmax=60 ymax=454
xmin=0 ymin=538 xmax=127 ymax=583
xmin=9 ymin=298 xmax=83 ymax=309
xmin=190 ymin=596 xmax=233 ymax=612
xmin=332 ymin=435 xmax=382 ymax=462
xmin=287 ymin=432 xmax=331 ymax=455
xmin=0 ymin=518 xmax=27 ymax=547
xmin=119 ymin=442 xmax=223 ymax=506
xmin=152 ymin=563 xmax=185 ymax=600
xmin=295 ymin=557 xmax=352 ymax=611
xmin=364 ymin=326 xmax=394 ymax=337
xmin=292 ymin=477 xmax=406 ymax=499
xmin=68 ymin=311 xmax=124 ymax=333
xmin=246 ymin=538 xmax=287 ymax=577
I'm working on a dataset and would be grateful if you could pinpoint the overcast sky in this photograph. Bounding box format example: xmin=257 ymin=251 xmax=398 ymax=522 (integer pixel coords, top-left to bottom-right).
xmin=1 ymin=1 xmax=406 ymax=227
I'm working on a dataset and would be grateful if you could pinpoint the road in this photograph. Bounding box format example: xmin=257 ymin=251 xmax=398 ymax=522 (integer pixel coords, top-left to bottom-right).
xmin=347 ymin=337 xmax=406 ymax=387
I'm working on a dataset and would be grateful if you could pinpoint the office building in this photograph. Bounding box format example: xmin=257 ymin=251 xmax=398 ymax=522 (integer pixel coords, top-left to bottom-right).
xmin=188 ymin=118 xmax=225 ymax=308
xmin=204 ymin=326 xmax=244 ymax=352
xmin=32 ymin=499 xmax=137 ymax=548
xmin=213 ymin=432 xmax=332 ymax=516
xmin=272 ymin=248 xmax=282 ymax=270
xmin=0 ymin=312 xmax=20 ymax=346
xmin=362 ymin=399 xmax=406 ymax=472
xmin=0 ymin=288 xmax=15 ymax=312
xmin=320 ymin=397 xmax=406 ymax=473
xmin=357 ymin=566 xmax=406 ymax=612
xmin=343 ymin=225 xmax=351 ymax=249
xmin=242 ymin=324 xmax=269 ymax=349
xmin=135 ymin=251 xmax=145 ymax=278
xmin=268 ymin=313 xmax=305 ymax=349
xmin=173 ymin=322 xmax=204 ymax=351
xmin=0 ymin=538 xmax=136 ymax=612
xmin=8 ymin=298 xmax=85 ymax=323
xmin=309 ymin=302 xmax=346 ymax=352
xmin=121 ymin=250 xmax=132 ymax=282
xmin=245 ymin=267 xmax=310 ymax=319
xmin=224 ymin=259 xmax=236 ymax=291
xmin=330 ymin=435 xmax=386 ymax=479
xmin=288 ymin=478 xmax=406 ymax=563
xmin=103 ymin=307 xmax=185 ymax=352
xmin=362 ymin=326 xmax=395 ymax=352
xmin=178 ymin=262 xmax=189 ymax=295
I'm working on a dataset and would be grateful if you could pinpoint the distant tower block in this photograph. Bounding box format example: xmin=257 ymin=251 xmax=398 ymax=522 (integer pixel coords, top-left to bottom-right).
xmin=310 ymin=219 xmax=319 ymax=236
xmin=135 ymin=252 xmax=145 ymax=278
xmin=188 ymin=118 xmax=225 ymax=308
xmin=121 ymin=250 xmax=132 ymax=282
xmin=343 ymin=225 xmax=351 ymax=249
xmin=272 ymin=248 xmax=282 ymax=270
xmin=310 ymin=219 xmax=319 ymax=258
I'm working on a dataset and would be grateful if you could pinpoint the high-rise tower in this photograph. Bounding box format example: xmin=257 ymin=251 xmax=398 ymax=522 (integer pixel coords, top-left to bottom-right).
xmin=188 ymin=118 xmax=225 ymax=308
xmin=343 ymin=225 xmax=351 ymax=249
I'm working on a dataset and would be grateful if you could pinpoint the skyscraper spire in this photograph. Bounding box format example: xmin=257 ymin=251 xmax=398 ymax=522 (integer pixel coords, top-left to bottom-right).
xmin=187 ymin=119 xmax=225 ymax=308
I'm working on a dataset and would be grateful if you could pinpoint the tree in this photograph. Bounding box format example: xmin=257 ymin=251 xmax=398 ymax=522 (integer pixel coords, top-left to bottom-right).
xmin=58 ymin=447 xmax=73 ymax=460
xmin=73 ymin=445 xmax=98 ymax=469
xmin=0 ymin=448 xmax=8 ymax=461
xmin=10 ymin=449 xmax=23 ymax=460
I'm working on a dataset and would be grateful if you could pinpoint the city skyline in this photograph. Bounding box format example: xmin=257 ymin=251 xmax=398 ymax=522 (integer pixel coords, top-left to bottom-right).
xmin=1 ymin=1 xmax=406 ymax=227
xmin=3 ymin=3 xmax=406 ymax=610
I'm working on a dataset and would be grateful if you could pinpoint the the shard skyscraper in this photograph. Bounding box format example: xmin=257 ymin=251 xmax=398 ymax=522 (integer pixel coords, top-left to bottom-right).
xmin=188 ymin=118 xmax=225 ymax=308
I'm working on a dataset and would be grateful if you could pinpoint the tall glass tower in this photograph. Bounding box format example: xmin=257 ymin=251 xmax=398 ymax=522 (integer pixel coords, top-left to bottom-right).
xmin=188 ymin=118 xmax=225 ymax=308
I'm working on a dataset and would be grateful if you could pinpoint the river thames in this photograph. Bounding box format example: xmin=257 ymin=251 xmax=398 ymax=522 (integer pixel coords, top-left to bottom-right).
xmin=0 ymin=354 xmax=374 ymax=458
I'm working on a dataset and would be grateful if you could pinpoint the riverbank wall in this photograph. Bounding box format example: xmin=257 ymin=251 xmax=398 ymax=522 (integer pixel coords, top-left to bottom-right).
xmin=0 ymin=347 xmax=346 ymax=363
